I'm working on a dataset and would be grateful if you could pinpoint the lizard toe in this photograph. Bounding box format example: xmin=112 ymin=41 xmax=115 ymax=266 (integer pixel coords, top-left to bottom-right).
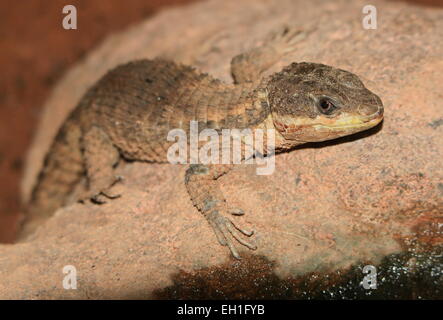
xmin=100 ymin=188 xmax=121 ymax=200
xmin=79 ymin=186 xmax=121 ymax=205
xmin=228 ymin=207 xmax=245 ymax=216
xmin=207 ymin=210 xmax=257 ymax=259
xmin=82 ymin=175 xmax=123 ymax=204
xmin=91 ymin=189 xmax=121 ymax=204
xmin=90 ymin=193 xmax=108 ymax=204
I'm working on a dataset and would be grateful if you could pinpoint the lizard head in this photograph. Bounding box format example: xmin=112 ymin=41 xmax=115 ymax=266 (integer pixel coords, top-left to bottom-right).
xmin=265 ymin=62 xmax=383 ymax=143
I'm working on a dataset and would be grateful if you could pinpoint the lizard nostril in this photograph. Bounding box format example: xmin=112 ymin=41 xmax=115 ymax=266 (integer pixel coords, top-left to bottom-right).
xmin=375 ymin=106 xmax=384 ymax=119
xmin=358 ymin=104 xmax=379 ymax=117
xmin=358 ymin=104 xmax=384 ymax=123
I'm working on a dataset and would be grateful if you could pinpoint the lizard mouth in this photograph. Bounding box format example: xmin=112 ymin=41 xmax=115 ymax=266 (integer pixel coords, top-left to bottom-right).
xmin=312 ymin=107 xmax=383 ymax=131
xmin=313 ymin=110 xmax=383 ymax=130
xmin=273 ymin=105 xmax=384 ymax=142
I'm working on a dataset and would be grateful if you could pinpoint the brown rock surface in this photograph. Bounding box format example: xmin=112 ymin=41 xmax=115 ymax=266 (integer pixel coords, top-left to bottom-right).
xmin=1 ymin=0 xmax=442 ymax=299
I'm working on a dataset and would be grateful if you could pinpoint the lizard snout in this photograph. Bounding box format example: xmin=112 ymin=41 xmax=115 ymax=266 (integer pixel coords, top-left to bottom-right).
xmin=358 ymin=104 xmax=384 ymax=122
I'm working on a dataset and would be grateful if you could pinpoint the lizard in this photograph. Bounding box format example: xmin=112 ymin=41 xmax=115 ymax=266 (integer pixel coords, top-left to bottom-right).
xmin=19 ymin=27 xmax=384 ymax=259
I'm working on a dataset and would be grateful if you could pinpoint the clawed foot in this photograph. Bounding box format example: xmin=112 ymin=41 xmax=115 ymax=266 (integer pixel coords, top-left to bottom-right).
xmin=207 ymin=210 xmax=257 ymax=259
xmin=266 ymin=24 xmax=313 ymax=54
xmin=80 ymin=175 xmax=123 ymax=204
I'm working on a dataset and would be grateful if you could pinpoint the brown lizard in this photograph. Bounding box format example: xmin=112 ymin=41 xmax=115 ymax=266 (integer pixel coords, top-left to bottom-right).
xmin=20 ymin=28 xmax=384 ymax=259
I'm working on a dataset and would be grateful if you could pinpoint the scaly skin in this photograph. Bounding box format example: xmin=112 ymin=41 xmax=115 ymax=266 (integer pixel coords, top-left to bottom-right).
xmin=20 ymin=28 xmax=384 ymax=259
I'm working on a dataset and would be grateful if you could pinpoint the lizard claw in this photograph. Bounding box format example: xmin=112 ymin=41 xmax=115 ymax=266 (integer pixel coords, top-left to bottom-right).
xmin=229 ymin=207 xmax=245 ymax=216
xmin=266 ymin=25 xmax=314 ymax=55
xmin=90 ymin=189 xmax=121 ymax=204
xmin=207 ymin=210 xmax=256 ymax=259
xmin=79 ymin=188 xmax=121 ymax=204
xmin=80 ymin=175 xmax=122 ymax=204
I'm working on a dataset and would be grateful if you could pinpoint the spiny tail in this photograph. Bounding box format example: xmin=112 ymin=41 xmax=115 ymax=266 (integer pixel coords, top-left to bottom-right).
xmin=18 ymin=119 xmax=84 ymax=240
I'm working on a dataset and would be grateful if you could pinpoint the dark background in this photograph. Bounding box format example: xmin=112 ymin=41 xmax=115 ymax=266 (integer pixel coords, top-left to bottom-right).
xmin=0 ymin=0 xmax=441 ymax=242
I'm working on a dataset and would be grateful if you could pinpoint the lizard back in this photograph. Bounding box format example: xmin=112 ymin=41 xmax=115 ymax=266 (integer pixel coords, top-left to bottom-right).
xmin=79 ymin=59 xmax=266 ymax=162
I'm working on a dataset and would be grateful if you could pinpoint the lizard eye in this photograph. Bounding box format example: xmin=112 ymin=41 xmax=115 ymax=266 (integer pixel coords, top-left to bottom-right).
xmin=317 ymin=97 xmax=339 ymax=115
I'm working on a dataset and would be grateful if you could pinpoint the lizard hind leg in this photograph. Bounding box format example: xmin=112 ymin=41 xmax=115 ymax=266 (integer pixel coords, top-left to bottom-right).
xmin=81 ymin=126 xmax=122 ymax=204
xmin=185 ymin=164 xmax=257 ymax=259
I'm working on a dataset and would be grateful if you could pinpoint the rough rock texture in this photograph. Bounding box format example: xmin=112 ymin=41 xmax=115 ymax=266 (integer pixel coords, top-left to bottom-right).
xmin=0 ymin=0 xmax=442 ymax=299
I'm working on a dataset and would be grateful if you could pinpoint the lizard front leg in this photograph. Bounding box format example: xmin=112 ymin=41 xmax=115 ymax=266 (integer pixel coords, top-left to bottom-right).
xmin=231 ymin=25 xmax=311 ymax=84
xmin=81 ymin=126 xmax=121 ymax=204
xmin=185 ymin=164 xmax=257 ymax=259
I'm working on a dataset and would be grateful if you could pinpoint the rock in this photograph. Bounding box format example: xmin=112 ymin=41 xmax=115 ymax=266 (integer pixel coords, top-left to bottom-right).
xmin=1 ymin=0 xmax=441 ymax=299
